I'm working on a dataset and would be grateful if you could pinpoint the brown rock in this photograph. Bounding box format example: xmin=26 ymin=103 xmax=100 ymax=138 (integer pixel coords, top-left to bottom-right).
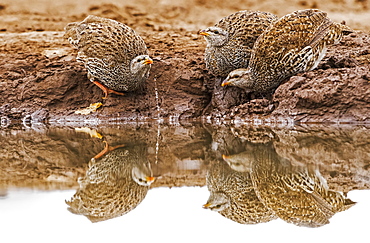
xmin=0 ymin=1 xmax=369 ymax=123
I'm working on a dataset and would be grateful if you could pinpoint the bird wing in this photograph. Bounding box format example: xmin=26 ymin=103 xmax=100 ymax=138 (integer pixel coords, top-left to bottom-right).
xmin=250 ymin=9 xmax=334 ymax=75
xmin=65 ymin=15 xmax=148 ymax=65
xmin=216 ymin=10 xmax=277 ymax=46
xmin=281 ymin=45 xmax=314 ymax=74
xmin=265 ymin=9 xmax=330 ymax=50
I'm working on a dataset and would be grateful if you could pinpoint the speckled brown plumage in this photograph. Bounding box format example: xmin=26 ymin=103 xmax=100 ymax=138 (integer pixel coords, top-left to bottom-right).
xmin=64 ymin=15 xmax=153 ymax=98
xmin=203 ymin=160 xmax=277 ymax=224
xmin=246 ymin=143 xmax=355 ymax=227
xmin=200 ymin=10 xmax=278 ymax=77
xmin=223 ymin=9 xmax=353 ymax=93
xmin=66 ymin=144 xmax=154 ymax=222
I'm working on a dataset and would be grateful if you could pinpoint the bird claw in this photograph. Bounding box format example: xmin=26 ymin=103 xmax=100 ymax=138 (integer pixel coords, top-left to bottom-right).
xmin=93 ymin=141 xmax=126 ymax=160
xmin=92 ymin=80 xmax=124 ymax=99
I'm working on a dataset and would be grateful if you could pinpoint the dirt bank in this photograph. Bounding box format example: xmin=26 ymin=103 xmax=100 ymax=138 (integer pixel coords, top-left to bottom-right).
xmin=0 ymin=0 xmax=369 ymax=124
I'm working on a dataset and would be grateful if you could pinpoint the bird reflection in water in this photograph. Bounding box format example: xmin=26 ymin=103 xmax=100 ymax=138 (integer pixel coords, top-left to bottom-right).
xmin=223 ymin=142 xmax=356 ymax=227
xmin=66 ymin=141 xmax=155 ymax=222
xmin=203 ymin=159 xmax=277 ymax=224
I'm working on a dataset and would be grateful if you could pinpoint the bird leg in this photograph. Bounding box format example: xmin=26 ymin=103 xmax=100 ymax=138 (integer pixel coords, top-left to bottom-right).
xmin=93 ymin=141 xmax=126 ymax=160
xmin=92 ymin=80 xmax=125 ymax=99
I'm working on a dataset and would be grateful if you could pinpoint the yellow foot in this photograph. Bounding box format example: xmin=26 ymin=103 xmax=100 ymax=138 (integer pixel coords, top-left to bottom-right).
xmin=74 ymin=102 xmax=103 ymax=115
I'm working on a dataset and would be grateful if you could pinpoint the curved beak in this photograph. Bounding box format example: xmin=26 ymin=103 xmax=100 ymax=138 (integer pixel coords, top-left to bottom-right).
xmin=222 ymin=154 xmax=229 ymax=160
xmin=203 ymin=203 xmax=211 ymax=209
xmin=199 ymin=30 xmax=210 ymax=36
xmin=146 ymin=176 xmax=156 ymax=183
xmin=221 ymin=78 xmax=231 ymax=87
xmin=143 ymin=58 xmax=153 ymax=65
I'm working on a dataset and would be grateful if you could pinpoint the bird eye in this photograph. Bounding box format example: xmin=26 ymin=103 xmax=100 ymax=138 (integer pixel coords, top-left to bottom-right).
xmin=232 ymin=74 xmax=240 ymax=79
xmin=137 ymin=59 xmax=141 ymax=62
xmin=214 ymin=30 xmax=219 ymax=34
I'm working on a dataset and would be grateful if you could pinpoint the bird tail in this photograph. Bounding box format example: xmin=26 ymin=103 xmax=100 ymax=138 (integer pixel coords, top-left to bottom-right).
xmin=339 ymin=22 xmax=354 ymax=35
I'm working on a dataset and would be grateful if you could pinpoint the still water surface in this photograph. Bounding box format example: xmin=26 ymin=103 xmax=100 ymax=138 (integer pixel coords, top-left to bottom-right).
xmin=0 ymin=122 xmax=369 ymax=242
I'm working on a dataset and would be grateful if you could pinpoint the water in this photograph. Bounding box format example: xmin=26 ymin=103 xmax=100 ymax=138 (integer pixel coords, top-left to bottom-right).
xmin=0 ymin=122 xmax=369 ymax=242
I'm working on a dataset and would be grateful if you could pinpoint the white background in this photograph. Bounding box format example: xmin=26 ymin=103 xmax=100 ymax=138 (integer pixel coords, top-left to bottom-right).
xmin=1 ymin=187 xmax=369 ymax=243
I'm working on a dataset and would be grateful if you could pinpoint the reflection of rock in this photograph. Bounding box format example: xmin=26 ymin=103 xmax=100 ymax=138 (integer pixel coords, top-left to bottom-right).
xmin=229 ymin=124 xmax=370 ymax=192
xmin=0 ymin=127 xmax=101 ymax=189
xmin=1 ymin=123 xmax=370 ymax=192
xmin=245 ymin=142 xmax=356 ymax=227
xmin=0 ymin=124 xmax=211 ymax=188
xmin=66 ymin=144 xmax=154 ymax=223
xmin=203 ymin=124 xmax=247 ymax=159
xmin=203 ymin=160 xmax=276 ymax=224
xmin=149 ymin=125 xmax=210 ymax=187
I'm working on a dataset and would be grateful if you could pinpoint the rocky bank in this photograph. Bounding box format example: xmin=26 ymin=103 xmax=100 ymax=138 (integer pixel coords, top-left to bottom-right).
xmin=0 ymin=0 xmax=370 ymax=124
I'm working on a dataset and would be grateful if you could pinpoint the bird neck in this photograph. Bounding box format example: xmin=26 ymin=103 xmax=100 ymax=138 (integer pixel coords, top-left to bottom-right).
xmin=132 ymin=65 xmax=151 ymax=81
xmin=211 ymin=38 xmax=228 ymax=48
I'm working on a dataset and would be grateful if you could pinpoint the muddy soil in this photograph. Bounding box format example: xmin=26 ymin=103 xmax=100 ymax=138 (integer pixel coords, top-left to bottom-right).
xmin=0 ymin=0 xmax=370 ymax=124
